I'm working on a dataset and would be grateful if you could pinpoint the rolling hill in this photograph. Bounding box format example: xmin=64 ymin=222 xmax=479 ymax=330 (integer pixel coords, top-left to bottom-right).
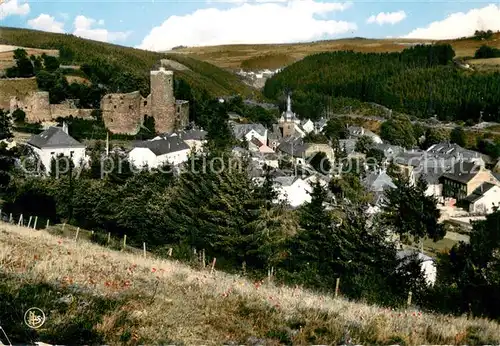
xmin=0 ymin=26 xmax=258 ymax=99
xmin=170 ymin=33 xmax=500 ymax=70
xmin=2 ymin=222 xmax=500 ymax=345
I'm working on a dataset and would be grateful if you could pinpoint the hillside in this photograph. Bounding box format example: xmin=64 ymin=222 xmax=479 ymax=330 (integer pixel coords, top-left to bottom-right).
xmin=171 ymin=34 xmax=500 ymax=70
xmin=0 ymin=26 xmax=257 ymax=99
xmin=1 ymin=223 xmax=500 ymax=345
xmin=262 ymin=47 xmax=500 ymax=122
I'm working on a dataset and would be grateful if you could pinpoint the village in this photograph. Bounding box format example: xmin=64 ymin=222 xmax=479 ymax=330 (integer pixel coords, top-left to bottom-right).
xmin=6 ymin=67 xmax=499 ymax=290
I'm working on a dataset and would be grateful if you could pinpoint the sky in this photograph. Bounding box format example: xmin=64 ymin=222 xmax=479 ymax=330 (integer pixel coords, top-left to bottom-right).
xmin=1 ymin=0 xmax=500 ymax=51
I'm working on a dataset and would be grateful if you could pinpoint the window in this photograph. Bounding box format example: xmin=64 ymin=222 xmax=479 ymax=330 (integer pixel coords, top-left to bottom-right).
xmin=50 ymin=152 xmax=55 ymax=155
xmin=144 ymin=101 xmax=148 ymax=106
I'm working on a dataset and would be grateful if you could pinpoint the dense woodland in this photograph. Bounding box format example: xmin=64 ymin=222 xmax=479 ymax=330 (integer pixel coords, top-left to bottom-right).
xmin=264 ymin=44 xmax=500 ymax=122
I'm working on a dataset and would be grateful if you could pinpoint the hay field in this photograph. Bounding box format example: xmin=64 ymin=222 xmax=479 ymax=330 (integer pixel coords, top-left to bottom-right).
xmin=1 ymin=223 xmax=500 ymax=345
xmin=171 ymin=34 xmax=500 ymax=70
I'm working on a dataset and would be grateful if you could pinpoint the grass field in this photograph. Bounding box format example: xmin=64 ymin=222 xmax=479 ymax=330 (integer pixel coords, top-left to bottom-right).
xmin=1 ymin=222 xmax=500 ymax=345
xmin=171 ymin=34 xmax=500 ymax=70
xmin=467 ymin=57 xmax=500 ymax=72
xmin=0 ymin=77 xmax=38 ymax=110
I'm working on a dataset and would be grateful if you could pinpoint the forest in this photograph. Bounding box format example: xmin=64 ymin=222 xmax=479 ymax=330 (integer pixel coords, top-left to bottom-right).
xmin=264 ymin=44 xmax=500 ymax=122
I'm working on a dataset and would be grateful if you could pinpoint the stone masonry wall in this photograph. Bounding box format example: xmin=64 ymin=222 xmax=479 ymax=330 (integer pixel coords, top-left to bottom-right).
xmin=101 ymin=91 xmax=144 ymax=135
xmin=10 ymin=91 xmax=51 ymax=122
xmin=150 ymin=69 xmax=176 ymax=134
xmin=176 ymin=100 xmax=189 ymax=129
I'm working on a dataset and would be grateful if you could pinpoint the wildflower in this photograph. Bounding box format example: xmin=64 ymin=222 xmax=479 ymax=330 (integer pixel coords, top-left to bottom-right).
xmin=104 ymin=281 xmax=111 ymax=287
xmin=33 ymin=255 xmax=39 ymax=260
xmin=151 ymin=267 xmax=157 ymax=273
xmin=57 ymin=240 xmax=62 ymax=245
xmin=122 ymin=280 xmax=131 ymax=287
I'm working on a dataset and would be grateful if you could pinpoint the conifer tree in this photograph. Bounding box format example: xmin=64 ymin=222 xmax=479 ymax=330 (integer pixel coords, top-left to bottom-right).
xmin=381 ymin=175 xmax=445 ymax=243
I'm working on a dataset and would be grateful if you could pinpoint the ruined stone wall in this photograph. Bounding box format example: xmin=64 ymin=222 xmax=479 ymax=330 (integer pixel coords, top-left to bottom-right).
xmin=10 ymin=91 xmax=51 ymax=122
xmin=100 ymin=91 xmax=143 ymax=135
xmin=50 ymin=103 xmax=94 ymax=120
xmin=150 ymin=69 xmax=175 ymax=134
xmin=176 ymin=100 xmax=189 ymax=129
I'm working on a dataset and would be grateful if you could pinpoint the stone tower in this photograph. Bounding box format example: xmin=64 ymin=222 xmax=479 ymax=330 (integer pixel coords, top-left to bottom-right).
xmin=150 ymin=67 xmax=176 ymax=134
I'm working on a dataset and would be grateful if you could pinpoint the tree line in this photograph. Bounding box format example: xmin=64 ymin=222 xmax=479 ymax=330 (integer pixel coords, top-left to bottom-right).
xmin=264 ymin=44 xmax=500 ymax=122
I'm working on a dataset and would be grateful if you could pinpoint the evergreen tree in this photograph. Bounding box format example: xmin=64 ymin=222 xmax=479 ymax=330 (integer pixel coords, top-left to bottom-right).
xmin=450 ymin=126 xmax=466 ymax=147
xmin=355 ymin=135 xmax=374 ymax=154
xmin=0 ymin=110 xmax=13 ymax=140
xmin=381 ymin=175 xmax=445 ymax=243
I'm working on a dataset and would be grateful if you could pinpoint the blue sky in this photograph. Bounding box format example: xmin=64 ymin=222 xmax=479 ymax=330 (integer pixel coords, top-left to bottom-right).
xmin=1 ymin=0 xmax=500 ymax=51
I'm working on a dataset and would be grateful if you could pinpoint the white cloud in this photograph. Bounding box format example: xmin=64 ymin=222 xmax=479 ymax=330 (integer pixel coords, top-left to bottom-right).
xmin=138 ymin=0 xmax=356 ymax=51
xmin=0 ymin=0 xmax=30 ymax=21
xmin=73 ymin=15 xmax=131 ymax=43
xmin=405 ymin=4 xmax=500 ymax=39
xmin=367 ymin=10 xmax=406 ymax=25
xmin=27 ymin=14 xmax=65 ymax=33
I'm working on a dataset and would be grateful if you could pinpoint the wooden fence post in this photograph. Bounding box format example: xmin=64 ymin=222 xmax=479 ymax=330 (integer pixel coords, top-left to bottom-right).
xmin=33 ymin=216 xmax=38 ymax=230
xmin=9 ymin=213 xmax=12 ymax=224
xmin=335 ymin=277 xmax=340 ymax=298
xmin=46 ymin=219 xmax=50 ymax=228
xmin=210 ymin=258 xmax=216 ymax=275
xmin=202 ymin=249 xmax=206 ymax=268
xmin=27 ymin=216 xmax=32 ymax=228
xmin=143 ymin=242 xmax=146 ymax=258
xmin=18 ymin=214 xmax=23 ymax=227
xmin=75 ymin=227 xmax=80 ymax=241
xmin=107 ymin=232 xmax=111 ymax=245
xmin=123 ymin=234 xmax=127 ymax=250
xmin=62 ymin=223 xmax=66 ymax=230
xmin=168 ymin=248 xmax=173 ymax=257
xmin=407 ymin=291 xmax=413 ymax=307
xmin=242 ymin=261 xmax=246 ymax=276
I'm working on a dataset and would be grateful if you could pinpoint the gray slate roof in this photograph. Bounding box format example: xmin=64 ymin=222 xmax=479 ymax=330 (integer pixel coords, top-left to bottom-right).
xmin=463 ymin=182 xmax=497 ymax=203
xmin=441 ymin=161 xmax=482 ymax=184
xmin=133 ymin=136 xmax=189 ymax=156
xmin=363 ymin=171 xmax=396 ymax=192
xmin=277 ymin=138 xmax=308 ymax=157
xmin=232 ymin=123 xmax=267 ymax=140
xmin=27 ymin=127 xmax=84 ymax=149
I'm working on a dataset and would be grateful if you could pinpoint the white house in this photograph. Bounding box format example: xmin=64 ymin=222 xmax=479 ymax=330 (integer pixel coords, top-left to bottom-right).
xmin=26 ymin=124 xmax=86 ymax=173
xmin=301 ymin=119 xmax=315 ymax=134
xmin=396 ymin=250 xmax=437 ymax=286
xmin=463 ymin=183 xmax=500 ymax=214
xmin=232 ymin=123 xmax=268 ymax=145
xmin=273 ymin=175 xmax=328 ymax=208
xmin=128 ymin=136 xmax=190 ymax=169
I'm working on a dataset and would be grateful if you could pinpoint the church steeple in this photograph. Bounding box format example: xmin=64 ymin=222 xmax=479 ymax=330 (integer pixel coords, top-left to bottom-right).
xmin=287 ymin=93 xmax=292 ymax=113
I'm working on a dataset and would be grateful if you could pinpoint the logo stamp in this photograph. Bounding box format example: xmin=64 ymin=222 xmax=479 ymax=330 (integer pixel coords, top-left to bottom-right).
xmin=24 ymin=307 xmax=46 ymax=329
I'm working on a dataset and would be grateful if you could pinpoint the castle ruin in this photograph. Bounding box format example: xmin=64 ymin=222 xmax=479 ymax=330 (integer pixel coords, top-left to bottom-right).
xmin=8 ymin=66 xmax=189 ymax=135
xmin=101 ymin=67 xmax=189 ymax=135
xmin=10 ymin=92 xmax=94 ymax=122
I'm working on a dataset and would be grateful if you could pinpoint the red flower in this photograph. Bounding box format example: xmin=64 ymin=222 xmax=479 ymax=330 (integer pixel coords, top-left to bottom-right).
xmin=151 ymin=267 xmax=157 ymax=273
xmin=105 ymin=281 xmax=111 ymax=287
xmin=33 ymin=255 xmax=39 ymax=260
xmin=57 ymin=240 xmax=62 ymax=245
xmin=122 ymin=280 xmax=131 ymax=287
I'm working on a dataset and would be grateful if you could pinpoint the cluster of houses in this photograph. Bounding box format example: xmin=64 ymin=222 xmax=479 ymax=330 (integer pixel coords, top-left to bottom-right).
xmin=23 ymin=94 xmax=500 ymax=221
xmin=29 ymin=94 xmax=500 ymax=286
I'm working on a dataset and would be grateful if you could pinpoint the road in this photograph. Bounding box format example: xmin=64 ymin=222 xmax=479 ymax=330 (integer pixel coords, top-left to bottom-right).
xmin=334 ymin=112 xmax=500 ymax=137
